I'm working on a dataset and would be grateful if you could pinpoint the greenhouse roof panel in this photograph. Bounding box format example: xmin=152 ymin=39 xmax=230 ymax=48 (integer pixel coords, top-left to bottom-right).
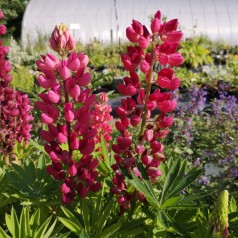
xmin=21 ymin=0 xmax=238 ymax=46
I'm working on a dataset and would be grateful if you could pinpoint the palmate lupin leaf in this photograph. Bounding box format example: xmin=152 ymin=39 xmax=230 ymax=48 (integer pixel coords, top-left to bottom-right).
xmin=0 ymin=207 xmax=70 ymax=238
xmin=59 ymin=196 xmax=145 ymax=238
xmin=6 ymin=156 xmax=60 ymax=204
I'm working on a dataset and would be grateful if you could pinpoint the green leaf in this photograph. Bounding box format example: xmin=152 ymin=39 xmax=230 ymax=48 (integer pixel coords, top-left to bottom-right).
xmin=176 ymin=160 xmax=188 ymax=181
xmin=0 ymin=227 xmax=10 ymax=238
xmin=118 ymin=218 xmax=146 ymax=231
xmin=136 ymin=160 xmax=157 ymax=201
xmin=118 ymin=164 xmax=159 ymax=207
xmin=165 ymin=168 xmax=203 ymax=199
xmin=160 ymin=196 xmax=183 ymax=209
xmin=229 ymin=196 xmax=237 ymax=212
xmin=19 ymin=207 xmax=30 ymax=238
xmin=5 ymin=214 xmax=12 ymax=235
xmin=34 ymin=216 xmax=52 ymax=238
xmin=58 ymin=217 xmax=82 ymax=235
xmin=229 ymin=221 xmax=238 ymax=232
xmin=114 ymin=228 xmax=144 ymax=238
xmin=60 ymin=206 xmax=83 ymax=230
xmin=11 ymin=207 xmax=20 ymax=238
xmin=29 ymin=139 xmax=47 ymax=155
xmin=81 ymin=199 xmax=91 ymax=234
xmin=161 ymin=211 xmax=191 ymax=237
xmin=43 ymin=219 xmax=57 ymax=238
xmin=130 ymin=170 xmax=159 ymax=208
xmin=100 ymin=222 xmax=122 ymax=238
xmin=141 ymin=206 xmax=155 ymax=220
xmin=160 ymin=159 xmax=183 ymax=204
xmin=180 ymin=190 xmax=215 ymax=203
xmin=95 ymin=198 xmax=115 ymax=237
xmin=166 ymin=204 xmax=206 ymax=210
xmin=91 ymin=196 xmax=103 ymax=234
xmin=24 ymin=159 xmax=36 ymax=185
xmin=156 ymin=211 xmax=170 ymax=230
xmin=114 ymin=218 xmax=146 ymax=237
xmin=79 ymin=230 xmax=90 ymax=238
xmin=100 ymin=135 xmax=111 ymax=169
xmin=56 ymin=232 xmax=71 ymax=238
xmin=229 ymin=212 xmax=238 ymax=220
xmin=30 ymin=209 xmax=41 ymax=237
xmin=47 ymin=223 xmax=64 ymax=237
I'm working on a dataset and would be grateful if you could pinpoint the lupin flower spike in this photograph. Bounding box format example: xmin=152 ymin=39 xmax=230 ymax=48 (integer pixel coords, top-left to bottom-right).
xmin=111 ymin=9 xmax=184 ymax=213
xmin=0 ymin=9 xmax=33 ymax=163
xmin=37 ymin=23 xmax=112 ymax=204
xmin=210 ymin=190 xmax=229 ymax=238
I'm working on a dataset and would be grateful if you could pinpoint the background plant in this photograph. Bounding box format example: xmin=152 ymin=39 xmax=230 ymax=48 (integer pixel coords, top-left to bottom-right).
xmin=165 ymin=84 xmax=238 ymax=200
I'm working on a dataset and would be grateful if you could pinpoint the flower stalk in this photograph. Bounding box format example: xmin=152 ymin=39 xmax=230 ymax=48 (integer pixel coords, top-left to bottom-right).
xmin=139 ymin=34 xmax=156 ymax=138
xmin=111 ymin=10 xmax=184 ymax=213
xmin=0 ymin=10 xmax=33 ymax=162
xmin=36 ymin=24 xmax=112 ymax=204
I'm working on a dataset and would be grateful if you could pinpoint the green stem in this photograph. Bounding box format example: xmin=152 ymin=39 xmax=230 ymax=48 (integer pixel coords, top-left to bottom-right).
xmin=5 ymin=153 xmax=10 ymax=166
xmin=138 ymin=35 xmax=156 ymax=138
xmin=63 ymin=81 xmax=73 ymax=160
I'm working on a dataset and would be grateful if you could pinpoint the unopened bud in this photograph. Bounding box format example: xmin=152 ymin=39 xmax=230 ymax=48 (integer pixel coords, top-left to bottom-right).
xmin=49 ymin=23 xmax=76 ymax=56
xmin=210 ymin=190 xmax=229 ymax=238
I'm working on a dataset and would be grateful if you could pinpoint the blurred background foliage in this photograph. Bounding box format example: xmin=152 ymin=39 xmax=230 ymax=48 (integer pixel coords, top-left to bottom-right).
xmin=0 ymin=0 xmax=30 ymax=39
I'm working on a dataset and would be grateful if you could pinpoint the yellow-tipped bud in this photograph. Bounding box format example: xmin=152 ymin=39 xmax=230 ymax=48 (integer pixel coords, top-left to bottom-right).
xmin=49 ymin=23 xmax=76 ymax=57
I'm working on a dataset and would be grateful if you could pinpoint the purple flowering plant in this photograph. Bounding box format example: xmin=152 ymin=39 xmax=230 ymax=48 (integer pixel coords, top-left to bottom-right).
xmin=166 ymin=83 xmax=238 ymax=200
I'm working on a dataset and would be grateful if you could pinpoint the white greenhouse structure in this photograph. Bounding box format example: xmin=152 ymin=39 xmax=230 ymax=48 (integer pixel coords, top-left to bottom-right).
xmin=21 ymin=0 xmax=238 ymax=46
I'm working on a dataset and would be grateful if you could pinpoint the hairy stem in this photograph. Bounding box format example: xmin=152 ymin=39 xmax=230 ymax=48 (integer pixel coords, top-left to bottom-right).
xmin=63 ymin=81 xmax=73 ymax=160
xmin=138 ymin=35 xmax=156 ymax=138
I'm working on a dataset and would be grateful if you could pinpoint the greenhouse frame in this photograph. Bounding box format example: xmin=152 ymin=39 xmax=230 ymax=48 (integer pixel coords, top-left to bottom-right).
xmin=21 ymin=0 xmax=238 ymax=46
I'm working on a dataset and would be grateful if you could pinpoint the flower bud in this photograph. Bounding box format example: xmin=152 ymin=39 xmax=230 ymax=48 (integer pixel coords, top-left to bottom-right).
xmin=48 ymin=90 xmax=60 ymax=103
xmin=69 ymin=84 xmax=81 ymax=99
xmin=157 ymin=116 xmax=174 ymax=128
xmin=78 ymin=183 xmax=88 ymax=198
xmin=118 ymin=83 xmax=137 ymax=96
xmin=67 ymin=52 xmax=80 ymax=71
xmin=61 ymin=183 xmax=71 ymax=194
xmin=164 ymin=19 xmax=178 ymax=32
xmin=157 ymin=99 xmax=177 ymax=112
xmin=132 ymin=20 xmax=143 ymax=35
xmin=67 ymin=34 xmax=76 ymax=52
xmin=41 ymin=113 xmax=54 ymax=124
xmin=70 ymin=132 xmax=79 ymax=149
xmin=78 ymin=53 xmax=89 ymax=68
xmin=0 ymin=25 xmax=6 ymax=35
xmin=90 ymin=182 xmax=102 ymax=192
xmin=140 ymin=59 xmax=150 ymax=73
xmin=147 ymin=167 xmax=162 ymax=178
xmin=130 ymin=115 xmax=141 ymax=127
xmin=141 ymin=155 xmax=152 ymax=166
xmin=78 ymin=72 xmax=91 ymax=86
xmin=168 ymin=52 xmax=184 ymax=66
xmin=50 ymin=23 xmax=76 ymax=55
xmin=210 ymin=190 xmax=229 ymax=238
xmin=59 ymin=61 xmax=71 ymax=80
xmin=64 ymin=103 xmax=74 ymax=122
xmin=151 ymin=17 xmax=161 ymax=33
xmin=144 ymin=129 xmax=154 ymax=142
xmin=68 ymin=161 xmax=77 ymax=176
xmin=126 ymin=27 xmax=139 ymax=43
